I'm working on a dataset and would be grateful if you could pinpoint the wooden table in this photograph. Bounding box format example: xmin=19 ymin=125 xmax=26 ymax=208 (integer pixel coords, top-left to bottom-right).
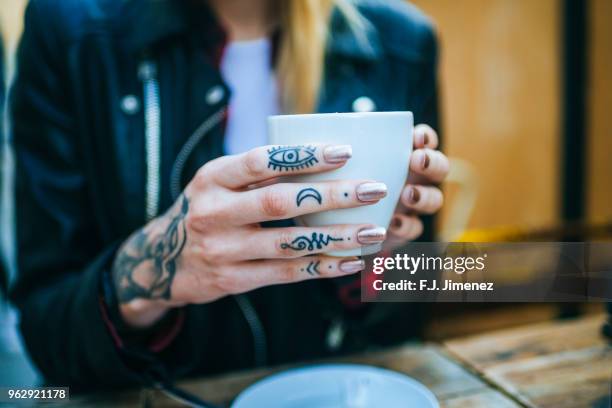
xmin=445 ymin=314 xmax=611 ymax=408
xmin=72 ymin=315 xmax=610 ymax=407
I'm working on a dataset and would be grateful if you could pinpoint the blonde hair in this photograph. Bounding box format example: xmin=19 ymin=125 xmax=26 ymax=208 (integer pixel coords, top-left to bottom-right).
xmin=276 ymin=0 xmax=366 ymax=114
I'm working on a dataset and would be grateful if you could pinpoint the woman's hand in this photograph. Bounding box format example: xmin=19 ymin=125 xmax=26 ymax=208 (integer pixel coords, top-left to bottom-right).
xmin=386 ymin=124 xmax=449 ymax=246
xmin=112 ymin=144 xmax=389 ymax=328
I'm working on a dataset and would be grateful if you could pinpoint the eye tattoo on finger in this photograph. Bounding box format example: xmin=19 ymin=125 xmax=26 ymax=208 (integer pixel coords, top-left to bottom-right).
xmin=267 ymin=145 xmax=318 ymax=171
xmin=281 ymin=232 xmax=343 ymax=251
xmin=296 ymin=188 xmax=322 ymax=207
xmin=300 ymin=260 xmax=321 ymax=276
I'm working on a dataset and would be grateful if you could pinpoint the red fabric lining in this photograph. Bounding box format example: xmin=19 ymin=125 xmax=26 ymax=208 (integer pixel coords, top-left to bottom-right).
xmin=99 ymin=296 xmax=186 ymax=353
xmin=337 ymin=251 xmax=391 ymax=308
xmin=149 ymin=309 xmax=186 ymax=353
xmin=98 ymin=296 xmax=124 ymax=349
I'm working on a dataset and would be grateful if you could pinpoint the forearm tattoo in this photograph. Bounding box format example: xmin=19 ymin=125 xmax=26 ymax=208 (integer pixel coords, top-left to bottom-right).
xmin=112 ymin=195 xmax=189 ymax=303
xmin=281 ymin=233 xmax=343 ymax=251
xmin=296 ymin=187 xmax=322 ymax=207
xmin=267 ymin=145 xmax=318 ymax=171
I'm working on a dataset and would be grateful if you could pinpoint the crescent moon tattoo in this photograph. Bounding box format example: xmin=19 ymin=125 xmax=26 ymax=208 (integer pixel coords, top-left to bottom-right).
xmin=296 ymin=188 xmax=323 ymax=207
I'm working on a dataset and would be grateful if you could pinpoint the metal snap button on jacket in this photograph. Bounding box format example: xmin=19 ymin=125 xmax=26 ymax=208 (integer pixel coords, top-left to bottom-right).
xmin=205 ymin=85 xmax=225 ymax=105
xmin=352 ymin=96 xmax=376 ymax=112
xmin=120 ymin=95 xmax=140 ymax=115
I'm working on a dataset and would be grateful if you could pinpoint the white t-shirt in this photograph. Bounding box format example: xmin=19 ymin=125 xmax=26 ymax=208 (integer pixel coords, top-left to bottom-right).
xmin=220 ymin=38 xmax=280 ymax=155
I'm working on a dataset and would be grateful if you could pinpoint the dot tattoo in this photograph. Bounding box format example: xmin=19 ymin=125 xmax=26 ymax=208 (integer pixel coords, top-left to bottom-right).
xmin=112 ymin=194 xmax=189 ymax=303
xmin=280 ymin=232 xmax=344 ymax=251
xmin=267 ymin=145 xmax=318 ymax=171
xmin=296 ymin=187 xmax=322 ymax=207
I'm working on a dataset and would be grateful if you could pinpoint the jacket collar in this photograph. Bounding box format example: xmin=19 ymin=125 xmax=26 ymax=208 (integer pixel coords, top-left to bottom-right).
xmin=119 ymin=0 xmax=219 ymax=54
xmin=327 ymin=7 xmax=382 ymax=61
xmin=120 ymin=0 xmax=381 ymax=61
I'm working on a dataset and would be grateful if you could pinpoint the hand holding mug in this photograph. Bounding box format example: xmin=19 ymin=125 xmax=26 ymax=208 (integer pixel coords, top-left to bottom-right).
xmin=112 ymin=144 xmax=388 ymax=328
xmin=386 ymin=124 xmax=449 ymax=247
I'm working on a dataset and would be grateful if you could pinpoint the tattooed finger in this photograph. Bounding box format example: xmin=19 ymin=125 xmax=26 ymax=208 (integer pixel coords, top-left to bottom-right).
xmin=202 ymin=225 xmax=386 ymax=261
xmin=228 ymin=180 xmax=387 ymax=225
xmin=207 ymin=144 xmax=352 ymax=189
xmin=222 ymin=257 xmax=366 ymax=292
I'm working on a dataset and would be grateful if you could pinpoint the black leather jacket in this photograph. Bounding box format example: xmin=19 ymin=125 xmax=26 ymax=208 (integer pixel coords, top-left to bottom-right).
xmin=10 ymin=0 xmax=439 ymax=391
xmin=0 ymin=34 xmax=5 ymax=295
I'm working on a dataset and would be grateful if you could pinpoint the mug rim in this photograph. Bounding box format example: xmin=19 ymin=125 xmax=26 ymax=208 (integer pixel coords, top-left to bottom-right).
xmin=268 ymin=111 xmax=413 ymax=122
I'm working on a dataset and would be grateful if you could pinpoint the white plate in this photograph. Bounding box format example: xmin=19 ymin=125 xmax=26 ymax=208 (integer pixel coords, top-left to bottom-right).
xmin=232 ymin=364 xmax=439 ymax=408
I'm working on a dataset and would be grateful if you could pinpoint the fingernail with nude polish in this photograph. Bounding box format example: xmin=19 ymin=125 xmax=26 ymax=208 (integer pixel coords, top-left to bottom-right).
xmin=357 ymin=227 xmax=387 ymax=244
xmin=324 ymin=145 xmax=352 ymax=163
xmin=356 ymin=182 xmax=387 ymax=202
xmin=339 ymin=259 xmax=365 ymax=274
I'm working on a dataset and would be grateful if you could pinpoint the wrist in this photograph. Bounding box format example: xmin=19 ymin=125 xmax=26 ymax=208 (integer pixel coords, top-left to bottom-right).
xmin=119 ymin=298 xmax=174 ymax=329
xmin=101 ymin=265 xmax=186 ymax=353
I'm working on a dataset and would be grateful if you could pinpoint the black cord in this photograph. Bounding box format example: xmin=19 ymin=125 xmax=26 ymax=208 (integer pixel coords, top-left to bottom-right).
xmin=155 ymin=382 xmax=224 ymax=408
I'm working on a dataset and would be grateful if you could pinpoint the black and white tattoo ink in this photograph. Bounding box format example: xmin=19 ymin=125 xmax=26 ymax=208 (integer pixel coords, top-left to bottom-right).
xmin=112 ymin=195 xmax=189 ymax=303
xmin=267 ymin=145 xmax=318 ymax=171
xmin=281 ymin=232 xmax=343 ymax=251
xmin=296 ymin=187 xmax=322 ymax=207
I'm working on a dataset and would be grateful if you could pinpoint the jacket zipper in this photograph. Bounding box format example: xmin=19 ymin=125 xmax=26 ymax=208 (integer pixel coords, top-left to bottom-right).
xmin=169 ymin=107 xmax=226 ymax=200
xmin=139 ymin=61 xmax=161 ymax=221
xmin=168 ymin=108 xmax=268 ymax=366
xmin=139 ymin=63 xmax=268 ymax=367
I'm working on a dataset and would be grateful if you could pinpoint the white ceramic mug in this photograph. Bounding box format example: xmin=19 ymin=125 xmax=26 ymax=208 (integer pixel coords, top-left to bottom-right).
xmin=268 ymin=112 xmax=413 ymax=256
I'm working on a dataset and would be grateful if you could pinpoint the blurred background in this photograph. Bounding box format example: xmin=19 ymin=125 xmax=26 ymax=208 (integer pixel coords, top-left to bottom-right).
xmin=410 ymin=0 xmax=611 ymax=339
xmin=0 ymin=0 xmax=610 ymax=387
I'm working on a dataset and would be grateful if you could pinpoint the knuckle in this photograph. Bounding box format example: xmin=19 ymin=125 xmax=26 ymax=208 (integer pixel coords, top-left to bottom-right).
xmin=325 ymin=185 xmax=340 ymax=209
xmin=278 ymin=263 xmax=298 ymax=282
xmin=193 ymin=163 xmax=215 ymax=188
xmin=243 ymin=150 xmax=266 ymax=179
xmin=275 ymin=230 xmax=299 ymax=257
xmin=212 ymin=271 xmax=243 ymax=295
xmin=186 ymin=203 xmax=218 ymax=231
xmin=260 ymin=189 xmax=290 ymax=218
xmin=198 ymin=237 xmax=221 ymax=263
xmin=185 ymin=213 xmax=199 ymax=232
